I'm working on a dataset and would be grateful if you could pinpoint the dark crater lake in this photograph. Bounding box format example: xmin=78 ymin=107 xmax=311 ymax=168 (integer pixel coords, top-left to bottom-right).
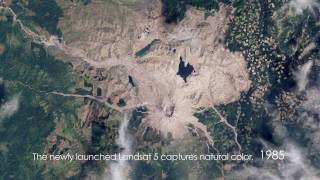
xmin=177 ymin=56 xmax=194 ymax=82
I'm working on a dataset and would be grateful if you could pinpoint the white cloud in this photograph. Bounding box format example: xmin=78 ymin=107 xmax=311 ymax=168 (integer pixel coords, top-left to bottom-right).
xmin=0 ymin=93 xmax=20 ymax=121
xmin=108 ymin=112 xmax=132 ymax=180
xmin=230 ymin=142 xmax=320 ymax=180
xmin=302 ymin=87 xmax=320 ymax=113
xmin=294 ymin=60 xmax=313 ymax=92
xmin=288 ymin=0 xmax=320 ymax=14
xmin=296 ymin=86 xmax=320 ymax=151
xmin=295 ymin=59 xmax=320 ymax=150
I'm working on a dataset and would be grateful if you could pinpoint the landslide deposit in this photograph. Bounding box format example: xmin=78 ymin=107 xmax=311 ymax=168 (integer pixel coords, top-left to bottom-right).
xmin=50 ymin=0 xmax=251 ymax=142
